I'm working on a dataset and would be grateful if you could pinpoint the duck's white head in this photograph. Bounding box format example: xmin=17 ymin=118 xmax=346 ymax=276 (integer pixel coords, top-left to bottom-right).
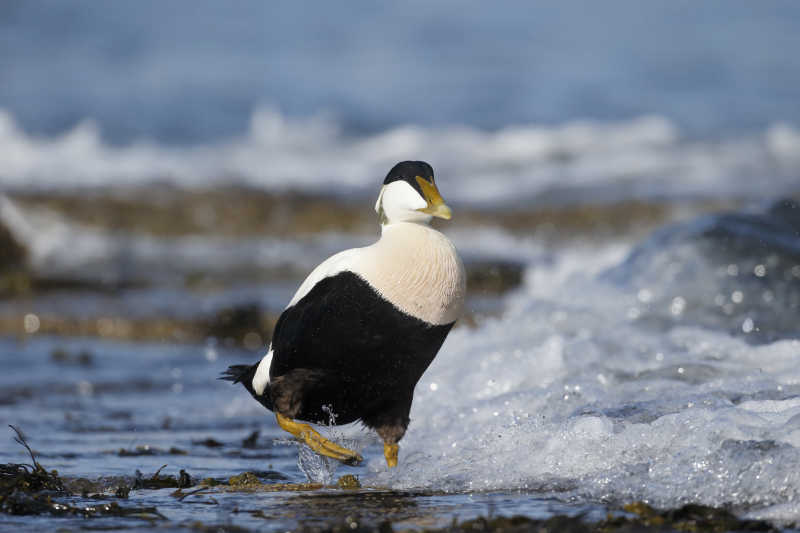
xmin=374 ymin=161 xmax=452 ymax=226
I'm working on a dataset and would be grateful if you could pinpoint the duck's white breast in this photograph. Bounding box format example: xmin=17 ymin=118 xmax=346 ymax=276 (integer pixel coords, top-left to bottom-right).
xmin=287 ymin=222 xmax=465 ymax=326
xmin=355 ymin=222 xmax=466 ymax=325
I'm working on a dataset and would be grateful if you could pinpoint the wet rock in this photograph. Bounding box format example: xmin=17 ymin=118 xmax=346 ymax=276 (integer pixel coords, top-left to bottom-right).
xmin=2 ymin=490 xmax=164 ymax=519
xmin=0 ymin=463 xmax=67 ymax=498
xmin=242 ymin=430 xmax=260 ymax=448
xmin=0 ymin=311 xmax=279 ymax=347
xmin=286 ymin=504 xmax=779 ymax=533
xmin=224 ymin=472 xmax=321 ymax=492
xmin=605 ymin=199 xmax=800 ymax=343
xmin=1 ymin=427 xmax=161 ymax=519
xmin=117 ymin=445 xmax=188 ymax=456
xmin=133 ymin=466 xmax=194 ymax=490
xmin=50 ymin=348 xmax=94 ymax=366
xmin=177 ymin=469 xmax=192 ymax=488
xmin=767 ymin=197 xmax=800 ymax=230
xmin=465 ymin=259 xmax=524 ymax=294
xmin=186 ymin=520 xmax=252 ymax=532
xmin=0 ymin=197 xmax=32 ymax=298
xmin=1 ymin=426 xmax=66 ymax=502
xmin=64 ymin=477 xmax=101 ymax=497
xmin=249 ymin=470 xmax=287 ymax=481
xmin=194 ymin=437 xmax=224 ymax=448
xmin=9 ymin=187 xmax=710 ymax=241
xmin=228 ymin=471 xmax=262 ymax=488
xmin=10 ymin=187 xmax=377 ymax=239
xmin=0 ymin=201 xmax=28 ymax=273
xmin=204 ymin=303 xmax=271 ymax=349
xmin=620 ymin=501 xmax=776 ymax=533
xmin=336 ymin=475 xmax=360 ymax=490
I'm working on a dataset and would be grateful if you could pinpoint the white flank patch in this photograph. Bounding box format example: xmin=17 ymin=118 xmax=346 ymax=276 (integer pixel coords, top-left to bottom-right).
xmin=252 ymin=348 xmax=273 ymax=395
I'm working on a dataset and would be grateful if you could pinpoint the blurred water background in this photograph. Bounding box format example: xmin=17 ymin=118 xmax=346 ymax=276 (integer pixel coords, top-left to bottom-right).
xmin=1 ymin=1 xmax=800 ymax=531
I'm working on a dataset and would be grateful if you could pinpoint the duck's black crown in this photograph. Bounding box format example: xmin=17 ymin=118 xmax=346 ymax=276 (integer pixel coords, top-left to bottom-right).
xmin=384 ymin=161 xmax=434 ymax=186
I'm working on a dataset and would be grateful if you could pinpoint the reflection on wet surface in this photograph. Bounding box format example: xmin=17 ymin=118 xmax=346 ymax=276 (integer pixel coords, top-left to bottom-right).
xmin=0 ymin=334 xmax=611 ymax=531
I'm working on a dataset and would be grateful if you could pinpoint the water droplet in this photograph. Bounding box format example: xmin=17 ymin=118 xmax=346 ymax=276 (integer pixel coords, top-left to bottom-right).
xmin=742 ymin=317 xmax=754 ymax=333
xmin=754 ymin=264 xmax=766 ymax=277
xmin=727 ymin=264 xmax=739 ymax=276
xmin=77 ymin=380 xmax=93 ymax=396
xmin=429 ymin=382 xmax=438 ymax=391
xmin=243 ymin=331 xmax=262 ymax=351
xmin=731 ymin=290 xmax=743 ymax=303
xmin=637 ymin=288 xmax=653 ymax=303
xmin=97 ymin=317 xmax=115 ymax=336
xmin=23 ymin=313 xmax=40 ymax=334
xmin=670 ymin=297 xmax=686 ymax=316
xmin=204 ymin=345 xmax=218 ymax=362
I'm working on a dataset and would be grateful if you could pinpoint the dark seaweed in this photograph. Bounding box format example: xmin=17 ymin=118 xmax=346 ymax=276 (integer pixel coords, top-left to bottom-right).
xmin=133 ymin=465 xmax=194 ymax=490
xmin=1 ymin=426 xmax=165 ymax=520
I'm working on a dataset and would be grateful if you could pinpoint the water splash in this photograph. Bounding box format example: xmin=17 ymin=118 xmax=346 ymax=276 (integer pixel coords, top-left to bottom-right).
xmin=294 ymin=407 xmax=368 ymax=484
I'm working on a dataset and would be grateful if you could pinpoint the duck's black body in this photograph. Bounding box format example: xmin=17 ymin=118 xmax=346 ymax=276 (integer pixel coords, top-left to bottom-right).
xmin=225 ymin=271 xmax=453 ymax=442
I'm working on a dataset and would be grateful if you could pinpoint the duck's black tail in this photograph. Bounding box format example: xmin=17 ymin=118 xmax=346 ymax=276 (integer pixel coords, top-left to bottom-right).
xmin=220 ymin=363 xmax=273 ymax=411
xmin=219 ymin=364 xmax=254 ymax=384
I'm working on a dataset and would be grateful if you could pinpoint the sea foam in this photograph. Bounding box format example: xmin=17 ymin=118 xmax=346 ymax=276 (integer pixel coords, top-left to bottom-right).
xmin=366 ymin=231 xmax=800 ymax=522
xmin=2 ymin=108 xmax=799 ymax=206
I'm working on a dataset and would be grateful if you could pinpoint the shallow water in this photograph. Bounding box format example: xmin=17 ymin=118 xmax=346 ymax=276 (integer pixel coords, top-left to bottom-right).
xmin=0 ymin=335 xmax=610 ymax=531
xmin=2 ymin=199 xmax=800 ymax=531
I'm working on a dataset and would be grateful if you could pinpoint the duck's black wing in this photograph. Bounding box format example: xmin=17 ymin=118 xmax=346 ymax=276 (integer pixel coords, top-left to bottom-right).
xmin=268 ymin=270 xmax=453 ymax=427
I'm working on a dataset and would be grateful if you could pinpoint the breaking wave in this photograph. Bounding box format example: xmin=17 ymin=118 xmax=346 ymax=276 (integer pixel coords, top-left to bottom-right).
xmin=2 ymin=108 xmax=799 ymax=206
xmin=368 ymin=204 xmax=800 ymax=522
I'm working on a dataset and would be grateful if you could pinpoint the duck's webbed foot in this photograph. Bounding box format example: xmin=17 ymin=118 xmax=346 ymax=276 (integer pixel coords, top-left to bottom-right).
xmin=276 ymin=413 xmax=363 ymax=465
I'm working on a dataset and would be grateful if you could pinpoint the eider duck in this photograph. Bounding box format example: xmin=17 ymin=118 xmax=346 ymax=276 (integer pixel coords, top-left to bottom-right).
xmin=222 ymin=161 xmax=465 ymax=467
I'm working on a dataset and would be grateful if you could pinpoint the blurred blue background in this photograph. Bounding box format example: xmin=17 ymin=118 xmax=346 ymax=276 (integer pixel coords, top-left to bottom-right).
xmin=2 ymin=0 xmax=799 ymax=144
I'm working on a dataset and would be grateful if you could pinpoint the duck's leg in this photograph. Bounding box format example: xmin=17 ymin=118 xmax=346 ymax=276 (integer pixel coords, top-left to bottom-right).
xmin=383 ymin=442 xmax=399 ymax=468
xmin=275 ymin=413 xmax=362 ymax=465
xmin=368 ymin=398 xmax=410 ymax=469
